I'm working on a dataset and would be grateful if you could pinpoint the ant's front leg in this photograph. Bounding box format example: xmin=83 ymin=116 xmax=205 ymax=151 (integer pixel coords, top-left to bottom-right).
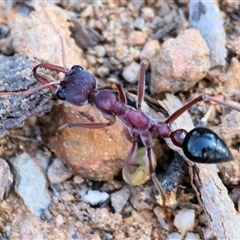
xmin=0 ymin=63 xmax=69 ymax=97
xmin=0 ymin=63 xmax=63 ymax=97
xmin=33 ymin=63 xmax=67 ymax=92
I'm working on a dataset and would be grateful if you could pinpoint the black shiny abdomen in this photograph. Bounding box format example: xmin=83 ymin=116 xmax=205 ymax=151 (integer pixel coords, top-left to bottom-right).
xmin=182 ymin=127 xmax=233 ymax=163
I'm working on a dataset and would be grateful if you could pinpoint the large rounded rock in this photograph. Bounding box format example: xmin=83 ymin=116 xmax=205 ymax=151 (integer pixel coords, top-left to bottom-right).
xmin=47 ymin=103 xmax=132 ymax=181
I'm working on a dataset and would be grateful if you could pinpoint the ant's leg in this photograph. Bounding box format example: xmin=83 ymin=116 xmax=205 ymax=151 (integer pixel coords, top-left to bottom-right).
xmin=164 ymin=94 xmax=240 ymax=124
xmin=0 ymin=81 xmax=59 ymax=96
xmin=108 ymin=78 xmax=127 ymax=103
xmin=58 ymin=115 xmax=116 ymax=131
xmin=33 ymin=63 xmax=67 ymax=92
xmin=122 ymin=133 xmax=139 ymax=184
xmin=0 ymin=63 xmax=66 ymax=96
xmin=33 ymin=63 xmax=66 ymax=75
xmin=137 ymin=61 xmax=147 ymax=110
xmin=140 ymin=132 xmax=165 ymax=202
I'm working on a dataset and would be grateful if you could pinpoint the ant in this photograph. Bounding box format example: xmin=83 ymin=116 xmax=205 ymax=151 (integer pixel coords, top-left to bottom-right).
xmin=1 ymin=5 xmax=240 ymax=202
xmin=1 ymin=58 xmax=240 ymax=199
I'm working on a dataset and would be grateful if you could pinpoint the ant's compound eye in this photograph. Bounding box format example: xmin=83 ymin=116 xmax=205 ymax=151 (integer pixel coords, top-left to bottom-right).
xmin=56 ymin=89 xmax=66 ymax=100
xmin=73 ymin=65 xmax=83 ymax=70
xmin=69 ymin=65 xmax=83 ymax=74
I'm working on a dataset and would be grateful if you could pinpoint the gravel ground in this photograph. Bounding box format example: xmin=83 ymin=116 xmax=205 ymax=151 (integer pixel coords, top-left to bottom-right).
xmin=0 ymin=1 xmax=240 ymax=239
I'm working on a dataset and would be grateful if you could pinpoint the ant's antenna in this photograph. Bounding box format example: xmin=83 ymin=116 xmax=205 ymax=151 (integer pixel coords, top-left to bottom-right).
xmin=41 ymin=4 xmax=67 ymax=73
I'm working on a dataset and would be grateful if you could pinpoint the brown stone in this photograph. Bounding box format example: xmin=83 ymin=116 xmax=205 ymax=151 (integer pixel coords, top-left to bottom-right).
xmin=10 ymin=5 xmax=85 ymax=68
xmin=226 ymin=58 xmax=240 ymax=91
xmin=47 ymin=103 xmax=132 ymax=181
xmin=150 ymin=28 xmax=210 ymax=93
xmin=128 ymin=31 xmax=148 ymax=46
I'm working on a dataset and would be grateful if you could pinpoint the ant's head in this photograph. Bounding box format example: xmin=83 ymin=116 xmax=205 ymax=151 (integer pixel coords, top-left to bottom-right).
xmin=56 ymin=65 xmax=97 ymax=106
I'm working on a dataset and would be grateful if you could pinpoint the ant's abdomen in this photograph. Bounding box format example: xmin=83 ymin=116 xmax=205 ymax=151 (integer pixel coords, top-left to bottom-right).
xmin=183 ymin=127 xmax=233 ymax=163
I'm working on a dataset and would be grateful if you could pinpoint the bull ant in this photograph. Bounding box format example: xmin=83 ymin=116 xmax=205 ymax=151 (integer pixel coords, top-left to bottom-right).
xmin=1 ymin=58 xmax=240 ymax=198
xmin=1 ymin=6 xmax=240 ymax=201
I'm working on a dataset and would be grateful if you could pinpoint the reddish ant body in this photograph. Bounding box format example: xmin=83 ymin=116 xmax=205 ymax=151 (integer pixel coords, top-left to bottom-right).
xmin=2 ymin=59 xmax=240 ymax=197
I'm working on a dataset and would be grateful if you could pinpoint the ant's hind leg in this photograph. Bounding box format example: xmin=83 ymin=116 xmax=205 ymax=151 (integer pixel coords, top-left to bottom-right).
xmin=164 ymin=94 xmax=240 ymax=124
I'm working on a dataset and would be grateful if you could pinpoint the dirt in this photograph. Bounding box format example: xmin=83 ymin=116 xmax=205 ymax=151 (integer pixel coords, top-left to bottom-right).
xmin=0 ymin=1 xmax=240 ymax=240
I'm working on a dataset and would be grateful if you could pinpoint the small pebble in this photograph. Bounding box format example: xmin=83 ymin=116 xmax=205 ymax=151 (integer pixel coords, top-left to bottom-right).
xmin=140 ymin=40 xmax=160 ymax=60
xmin=153 ymin=206 xmax=166 ymax=219
xmin=153 ymin=206 xmax=170 ymax=230
xmin=73 ymin=175 xmax=85 ymax=185
xmin=111 ymin=187 xmax=130 ymax=213
xmin=89 ymin=233 xmax=101 ymax=240
xmin=55 ymin=214 xmax=64 ymax=226
xmin=63 ymin=182 xmax=74 ymax=191
xmin=132 ymin=0 xmax=144 ymax=11
xmin=174 ymin=209 xmax=195 ymax=235
xmin=185 ymin=232 xmax=200 ymax=240
xmin=202 ymin=227 xmax=215 ymax=240
xmin=0 ymin=25 xmax=9 ymax=38
xmin=140 ymin=209 xmax=154 ymax=221
xmin=97 ymin=65 xmax=109 ymax=77
xmin=81 ymin=5 xmax=93 ymax=18
xmin=35 ymin=150 xmax=51 ymax=171
xmin=238 ymin=198 xmax=240 ymax=213
xmin=81 ymin=190 xmax=109 ymax=205
xmin=124 ymin=216 xmax=135 ymax=225
xmin=0 ymin=158 xmax=12 ymax=203
xmin=131 ymin=210 xmax=145 ymax=223
xmin=43 ymin=209 xmax=52 ymax=220
xmin=100 ymin=180 xmax=122 ymax=192
xmin=95 ymin=45 xmax=106 ymax=57
xmin=86 ymin=55 xmax=97 ymax=66
xmin=61 ymin=191 xmax=75 ymax=202
xmin=128 ymin=31 xmax=148 ymax=46
xmin=129 ymin=47 xmax=140 ymax=59
xmin=141 ymin=7 xmax=155 ymax=20
xmin=166 ymin=232 xmax=183 ymax=240
xmin=225 ymin=58 xmax=240 ymax=92
xmin=96 ymin=57 xmax=104 ymax=64
xmin=134 ymin=17 xmax=145 ymax=30
xmin=47 ymin=158 xmax=73 ymax=184
xmin=122 ymin=61 xmax=140 ymax=83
